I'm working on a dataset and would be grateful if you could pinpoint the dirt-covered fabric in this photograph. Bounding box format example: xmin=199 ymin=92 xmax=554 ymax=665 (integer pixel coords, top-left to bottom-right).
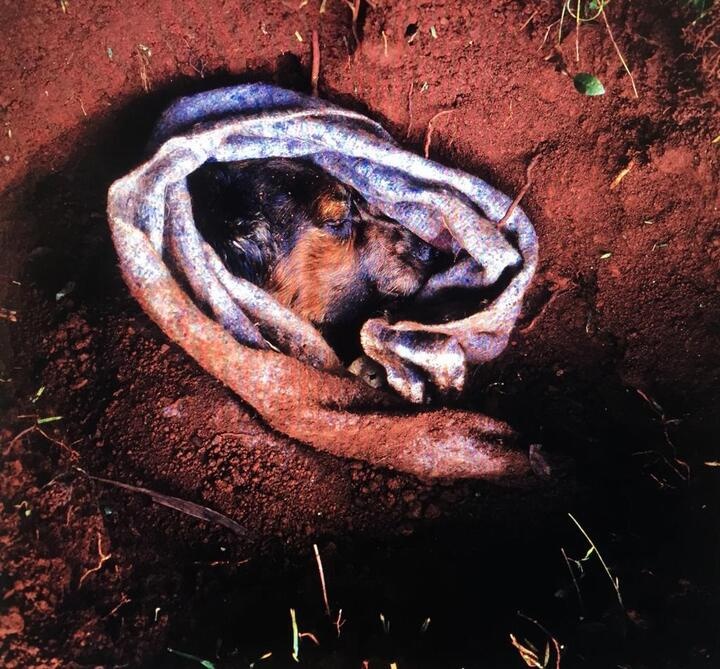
xmin=106 ymin=83 xmax=539 ymax=480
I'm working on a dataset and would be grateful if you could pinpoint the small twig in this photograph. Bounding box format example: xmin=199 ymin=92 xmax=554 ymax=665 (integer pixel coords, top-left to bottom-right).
xmin=600 ymin=8 xmax=638 ymax=98
xmin=9 ymin=426 xmax=36 ymax=448
xmin=36 ymin=426 xmax=78 ymax=456
xmin=561 ymin=546 xmax=584 ymax=614
xmin=498 ymin=154 xmax=541 ymax=228
xmin=610 ymin=159 xmax=635 ymax=190
xmin=79 ymin=532 xmax=112 ymax=586
xmin=9 ymin=424 xmax=80 ymax=460
xmin=341 ymin=34 xmax=351 ymax=61
xmin=539 ymin=20 xmax=560 ymax=51
xmin=509 ymin=634 xmax=543 ymax=668
xmin=519 ymin=10 xmax=537 ymax=32
xmin=191 ymin=558 xmax=251 ymax=567
xmin=575 ymin=0 xmax=581 ymax=62
xmin=79 ymin=470 xmax=245 ymax=536
xmin=558 ymin=0 xmax=568 ymax=44
xmin=334 ymin=608 xmax=345 ymax=638
xmin=299 ymin=631 xmax=320 ymax=645
xmin=311 ymin=30 xmax=320 ymax=96
xmin=423 ymin=109 xmax=453 ymax=158
xmin=405 ymin=80 xmax=415 ymax=140
xmin=635 ymin=388 xmax=689 ymax=481
xmin=568 ymin=513 xmax=624 ymax=611
xmin=107 ymin=594 xmax=131 ymax=617
xmin=344 ymin=0 xmax=361 ymax=47
xmin=135 ymin=44 xmax=152 ymax=92
xmin=313 ymin=543 xmax=332 ymax=617
xmin=188 ymin=57 xmax=207 ymax=79
xmin=352 ymin=0 xmax=362 ymax=40
xmin=519 ymin=282 xmax=574 ymax=333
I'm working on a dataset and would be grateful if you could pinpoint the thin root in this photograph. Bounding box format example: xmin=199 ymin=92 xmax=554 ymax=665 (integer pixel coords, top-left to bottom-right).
xmin=423 ymin=109 xmax=453 ymax=158
xmin=405 ymin=80 xmax=414 ymax=140
xmin=498 ymin=154 xmax=541 ymax=228
xmin=9 ymin=424 xmax=80 ymax=460
xmin=79 ymin=532 xmax=112 ymax=586
xmin=311 ymin=30 xmax=321 ymax=96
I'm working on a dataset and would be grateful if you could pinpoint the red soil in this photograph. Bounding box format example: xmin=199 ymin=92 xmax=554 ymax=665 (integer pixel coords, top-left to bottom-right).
xmin=1 ymin=1 xmax=718 ymax=667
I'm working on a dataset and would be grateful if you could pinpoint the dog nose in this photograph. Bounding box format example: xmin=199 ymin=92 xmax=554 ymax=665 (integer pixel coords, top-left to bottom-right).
xmin=410 ymin=237 xmax=439 ymax=264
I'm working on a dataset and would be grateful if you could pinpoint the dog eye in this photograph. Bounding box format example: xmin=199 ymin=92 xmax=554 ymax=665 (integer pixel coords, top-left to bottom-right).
xmin=322 ymin=218 xmax=352 ymax=236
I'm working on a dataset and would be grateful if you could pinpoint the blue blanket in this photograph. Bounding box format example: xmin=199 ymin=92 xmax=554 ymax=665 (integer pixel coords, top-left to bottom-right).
xmin=106 ymin=84 xmax=540 ymax=481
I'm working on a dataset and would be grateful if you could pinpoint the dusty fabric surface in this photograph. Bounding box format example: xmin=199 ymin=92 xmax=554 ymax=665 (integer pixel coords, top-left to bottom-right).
xmin=106 ymin=83 xmax=539 ymax=481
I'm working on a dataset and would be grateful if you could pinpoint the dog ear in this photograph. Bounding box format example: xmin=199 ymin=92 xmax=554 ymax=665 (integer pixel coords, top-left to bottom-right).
xmin=314 ymin=188 xmax=352 ymax=222
xmin=221 ymin=218 xmax=276 ymax=285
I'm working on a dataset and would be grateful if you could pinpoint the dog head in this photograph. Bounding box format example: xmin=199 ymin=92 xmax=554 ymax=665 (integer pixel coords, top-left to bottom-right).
xmin=190 ymin=158 xmax=440 ymax=330
xmin=270 ymin=174 xmax=440 ymax=327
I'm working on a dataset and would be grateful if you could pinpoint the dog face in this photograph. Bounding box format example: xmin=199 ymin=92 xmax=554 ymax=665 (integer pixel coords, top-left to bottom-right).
xmin=190 ymin=158 xmax=440 ymax=329
xmin=269 ymin=173 xmax=438 ymax=327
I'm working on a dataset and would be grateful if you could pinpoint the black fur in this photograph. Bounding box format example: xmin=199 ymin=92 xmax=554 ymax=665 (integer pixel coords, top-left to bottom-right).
xmin=188 ymin=158 xmax=338 ymax=285
xmin=188 ymin=158 xmax=443 ymax=361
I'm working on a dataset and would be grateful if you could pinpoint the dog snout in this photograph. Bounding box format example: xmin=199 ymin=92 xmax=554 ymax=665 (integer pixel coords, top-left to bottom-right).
xmin=402 ymin=230 xmax=438 ymax=266
xmin=412 ymin=237 xmax=438 ymax=264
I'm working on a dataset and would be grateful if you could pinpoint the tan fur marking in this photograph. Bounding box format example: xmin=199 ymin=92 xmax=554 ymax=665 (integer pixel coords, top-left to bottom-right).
xmin=314 ymin=189 xmax=350 ymax=222
xmin=360 ymin=222 xmax=424 ymax=296
xmin=269 ymin=228 xmax=359 ymax=324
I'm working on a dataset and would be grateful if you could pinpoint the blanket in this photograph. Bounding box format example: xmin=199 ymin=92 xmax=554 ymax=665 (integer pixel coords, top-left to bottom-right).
xmin=106 ymin=84 xmax=540 ymax=482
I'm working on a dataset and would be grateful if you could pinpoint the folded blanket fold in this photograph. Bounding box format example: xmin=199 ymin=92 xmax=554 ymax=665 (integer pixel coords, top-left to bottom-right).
xmin=107 ymin=83 xmax=540 ymax=482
